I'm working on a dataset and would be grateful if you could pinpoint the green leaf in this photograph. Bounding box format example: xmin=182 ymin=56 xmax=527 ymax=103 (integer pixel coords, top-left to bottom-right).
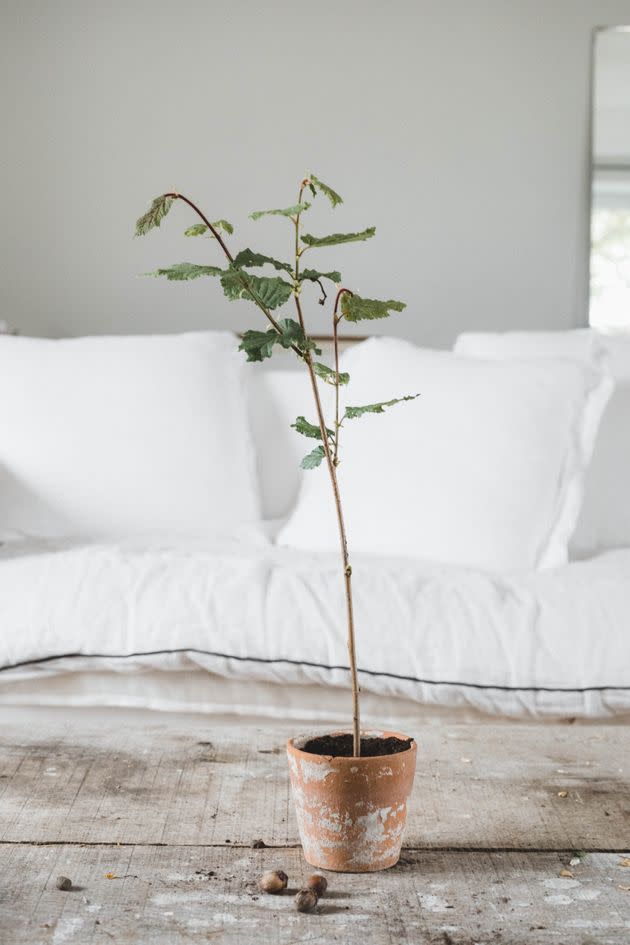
xmin=276 ymin=318 xmax=320 ymax=353
xmin=301 ymin=227 xmax=375 ymax=248
xmin=147 ymin=263 xmax=224 ymax=281
xmin=291 ymin=416 xmax=334 ymax=440
xmin=344 ymin=395 xmax=419 ymax=420
xmin=135 ymin=195 xmax=174 ymax=236
xmin=184 ymin=219 xmax=234 ymax=237
xmin=301 ymin=445 xmax=326 ymax=469
xmin=220 ymin=270 xmax=293 ymax=310
xmin=308 ymin=174 xmax=343 ymax=208
xmin=183 ymin=223 xmax=209 ymax=236
xmin=250 ymin=203 xmax=310 ymax=221
xmin=238 ymin=330 xmax=279 ymax=362
xmin=238 ymin=318 xmax=320 ymax=363
xmin=299 ymin=268 xmax=342 ymax=285
xmin=211 ymin=219 xmax=234 ymax=235
xmin=340 ymin=293 xmax=406 ymax=322
xmin=312 ymin=361 xmax=350 ymax=386
xmin=232 ymin=249 xmax=293 ymax=274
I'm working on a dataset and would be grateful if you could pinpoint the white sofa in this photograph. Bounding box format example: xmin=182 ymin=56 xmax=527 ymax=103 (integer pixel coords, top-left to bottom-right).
xmin=0 ymin=330 xmax=629 ymax=722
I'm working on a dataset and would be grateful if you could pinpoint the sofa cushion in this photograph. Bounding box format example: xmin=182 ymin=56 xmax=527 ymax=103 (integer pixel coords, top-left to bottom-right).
xmin=454 ymin=330 xmax=630 ymax=557
xmin=0 ymin=332 xmax=262 ymax=541
xmin=277 ymin=337 xmax=611 ymax=572
xmin=0 ymin=536 xmax=628 ymax=718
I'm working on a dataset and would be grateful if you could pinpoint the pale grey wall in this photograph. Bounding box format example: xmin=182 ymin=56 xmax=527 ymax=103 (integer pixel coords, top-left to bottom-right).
xmin=2 ymin=0 xmax=630 ymax=347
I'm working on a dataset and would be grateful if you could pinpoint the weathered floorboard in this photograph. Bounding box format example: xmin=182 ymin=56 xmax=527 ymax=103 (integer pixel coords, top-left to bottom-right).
xmin=1 ymin=845 xmax=629 ymax=945
xmin=0 ymin=708 xmax=628 ymax=850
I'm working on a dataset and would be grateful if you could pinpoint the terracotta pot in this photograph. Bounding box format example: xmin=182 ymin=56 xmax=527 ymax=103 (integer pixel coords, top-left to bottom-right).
xmin=286 ymin=730 xmax=417 ymax=872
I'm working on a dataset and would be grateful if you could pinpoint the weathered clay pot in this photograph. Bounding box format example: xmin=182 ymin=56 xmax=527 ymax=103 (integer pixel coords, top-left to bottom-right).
xmin=286 ymin=730 xmax=417 ymax=872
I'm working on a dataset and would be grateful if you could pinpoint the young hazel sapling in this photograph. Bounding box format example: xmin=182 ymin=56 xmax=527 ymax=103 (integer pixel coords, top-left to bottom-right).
xmin=135 ymin=175 xmax=417 ymax=757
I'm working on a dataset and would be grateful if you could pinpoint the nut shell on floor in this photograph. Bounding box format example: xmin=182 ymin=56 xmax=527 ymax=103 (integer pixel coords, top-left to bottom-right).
xmin=258 ymin=870 xmax=288 ymax=894
xmin=295 ymin=888 xmax=319 ymax=912
xmin=306 ymin=874 xmax=327 ymax=897
xmin=55 ymin=876 xmax=72 ymax=891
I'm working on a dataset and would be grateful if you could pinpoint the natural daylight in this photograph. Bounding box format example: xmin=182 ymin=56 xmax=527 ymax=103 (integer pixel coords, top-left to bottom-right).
xmin=0 ymin=3 xmax=629 ymax=944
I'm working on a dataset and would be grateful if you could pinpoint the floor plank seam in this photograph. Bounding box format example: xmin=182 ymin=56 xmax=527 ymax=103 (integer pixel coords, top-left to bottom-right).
xmin=1 ymin=841 xmax=628 ymax=853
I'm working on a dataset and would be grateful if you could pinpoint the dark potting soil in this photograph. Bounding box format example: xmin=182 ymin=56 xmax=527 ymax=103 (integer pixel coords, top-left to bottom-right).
xmin=302 ymin=733 xmax=413 ymax=758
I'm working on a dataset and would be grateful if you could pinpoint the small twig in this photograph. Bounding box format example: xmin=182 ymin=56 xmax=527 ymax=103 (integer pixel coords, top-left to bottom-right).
xmin=163 ymin=193 xmax=234 ymax=263
xmin=163 ymin=192 xmax=303 ymax=357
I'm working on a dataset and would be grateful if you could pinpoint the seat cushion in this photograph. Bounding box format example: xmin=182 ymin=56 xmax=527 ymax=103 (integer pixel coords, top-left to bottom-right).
xmin=0 ymin=536 xmax=628 ymax=718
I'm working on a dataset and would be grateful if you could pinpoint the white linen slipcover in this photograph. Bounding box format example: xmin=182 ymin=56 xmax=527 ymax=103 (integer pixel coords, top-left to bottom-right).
xmin=1 ymin=537 xmax=628 ymax=719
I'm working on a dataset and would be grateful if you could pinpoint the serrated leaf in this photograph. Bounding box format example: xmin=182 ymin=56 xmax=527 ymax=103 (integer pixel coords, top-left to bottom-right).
xmin=184 ymin=223 xmax=209 ymax=236
xmin=344 ymin=395 xmax=419 ymax=420
xmin=232 ymin=249 xmax=293 ymax=274
xmin=301 ymin=445 xmax=326 ymax=469
xmin=238 ymin=330 xmax=278 ymax=362
xmin=312 ymin=362 xmax=350 ymax=386
xmin=183 ymin=219 xmax=234 ymax=237
xmin=238 ymin=319 xmax=320 ymax=363
xmin=211 ymin=219 xmax=234 ymax=235
xmin=340 ymin=293 xmax=406 ymax=322
xmin=291 ymin=416 xmax=334 ymax=440
xmin=301 ymin=227 xmax=375 ymax=248
xmin=135 ymin=195 xmax=174 ymax=236
xmin=276 ymin=318 xmax=320 ymax=352
xmin=220 ymin=270 xmax=293 ymax=310
xmin=299 ymin=268 xmax=342 ymax=285
xmin=309 ymin=174 xmax=343 ymax=208
xmin=250 ymin=203 xmax=310 ymax=221
xmin=147 ymin=263 xmax=224 ymax=281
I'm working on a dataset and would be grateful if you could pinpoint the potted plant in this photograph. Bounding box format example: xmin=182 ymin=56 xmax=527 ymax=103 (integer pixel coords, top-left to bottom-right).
xmin=135 ymin=175 xmax=417 ymax=872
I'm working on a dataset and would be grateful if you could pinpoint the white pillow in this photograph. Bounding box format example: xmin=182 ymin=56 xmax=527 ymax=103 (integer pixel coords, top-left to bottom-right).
xmin=454 ymin=330 xmax=630 ymax=557
xmin=0 ymin=332 xmax=262 ymax=541
xmin=247 ymin=369 xmax=313 ymax=521
xmin=277 ymin=337 xmax=612 ymax=572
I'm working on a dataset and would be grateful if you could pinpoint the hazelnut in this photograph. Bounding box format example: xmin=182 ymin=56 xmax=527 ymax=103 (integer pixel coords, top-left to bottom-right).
xmin=295 ymin=887 xmax=318 ymax=912
xmin=55 ymin=876 xmax=72 ymax=891
xmin=306 ymin=874 xmax=327 ymax=897
xmin=258 ymin=870 xmax=288 ymax=894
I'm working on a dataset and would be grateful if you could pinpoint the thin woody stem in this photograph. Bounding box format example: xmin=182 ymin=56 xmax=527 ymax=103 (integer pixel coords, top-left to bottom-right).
xmin=163 ymin=192 xmax=302 ymax=356
xmin=164 ymin=193 xmax=235 ymax=262
xmin=332 ymin=288 xmax=353 ymax=463
xmin=294 ymin=185 xmax=361 ymax=757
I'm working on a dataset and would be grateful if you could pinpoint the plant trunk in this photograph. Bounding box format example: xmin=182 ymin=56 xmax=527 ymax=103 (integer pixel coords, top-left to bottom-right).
xmin=301 ymin=350 xmax=361 ymax=757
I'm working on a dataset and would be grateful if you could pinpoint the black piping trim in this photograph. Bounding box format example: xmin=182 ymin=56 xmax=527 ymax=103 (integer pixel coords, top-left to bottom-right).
xmin=1 ymin=648 xmax=629 ymax=694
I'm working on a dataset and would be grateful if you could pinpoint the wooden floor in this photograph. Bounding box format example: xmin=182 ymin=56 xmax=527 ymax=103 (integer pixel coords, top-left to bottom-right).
xmin=0 ymin=706 xmax=629 ymax=944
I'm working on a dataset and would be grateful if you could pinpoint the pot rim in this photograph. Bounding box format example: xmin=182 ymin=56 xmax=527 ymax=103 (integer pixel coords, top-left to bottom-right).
xmin=287 ymin=729 xmax=416 ymax=764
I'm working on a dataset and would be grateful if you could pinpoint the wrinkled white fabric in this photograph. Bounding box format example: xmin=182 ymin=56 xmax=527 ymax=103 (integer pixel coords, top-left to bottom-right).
xmin=1 ymin=537 xmax=628 ymax=718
